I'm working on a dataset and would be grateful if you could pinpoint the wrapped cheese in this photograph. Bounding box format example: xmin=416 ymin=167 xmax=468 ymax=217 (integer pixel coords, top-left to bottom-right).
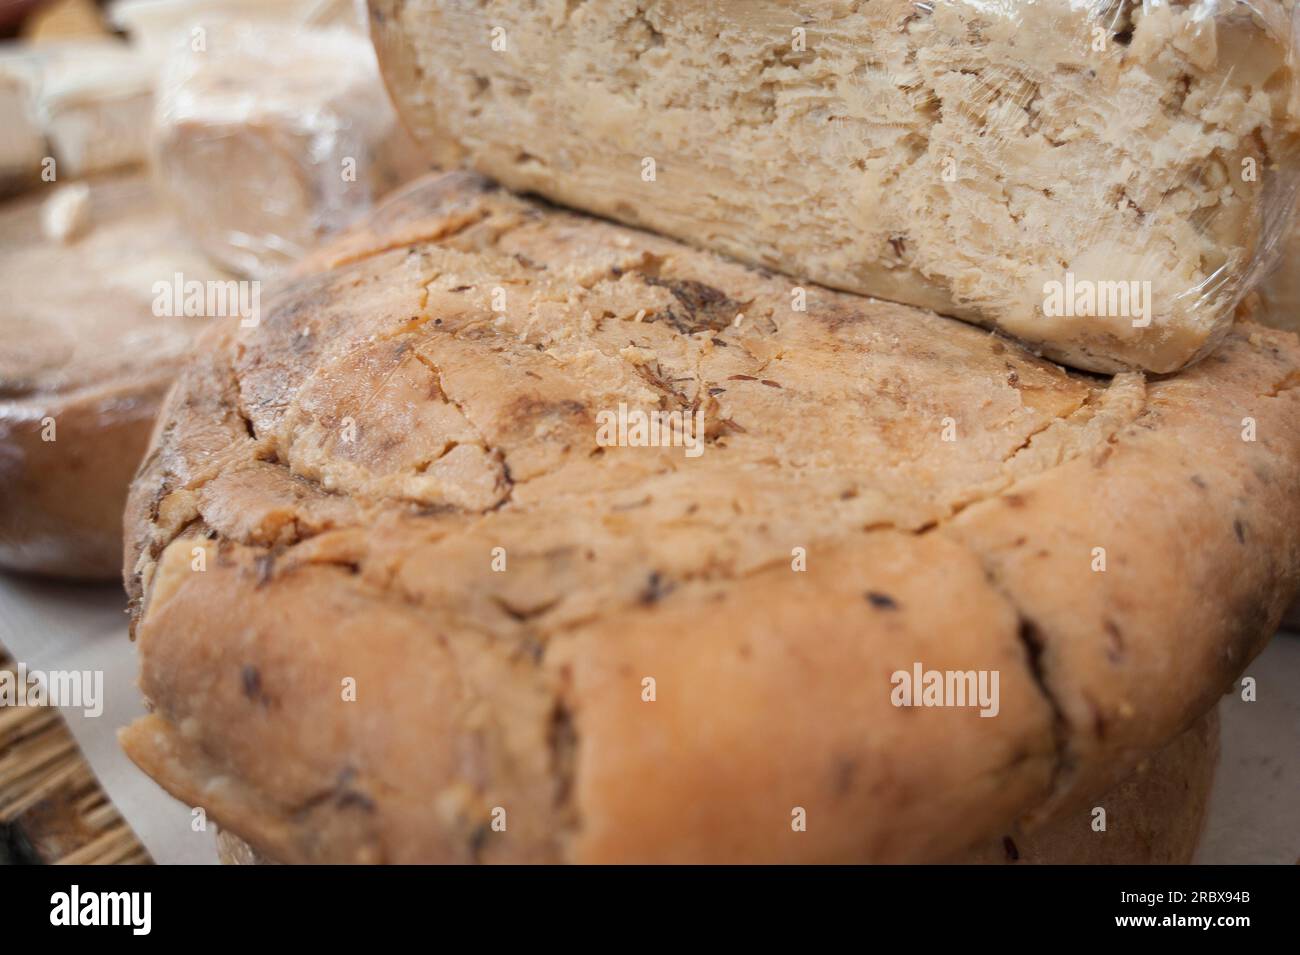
xmin=152 ymin=22 xmax=426 ymax=277
xmin=373 ymin=0 xmax=1300 ymax=374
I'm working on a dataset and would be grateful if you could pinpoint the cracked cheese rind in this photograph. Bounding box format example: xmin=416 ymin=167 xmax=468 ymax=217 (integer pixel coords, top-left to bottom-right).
xmin=370 ymin=0 xmax=1300 ymax=374
xmin=121 ymin=171 xmax=1300 ymax=863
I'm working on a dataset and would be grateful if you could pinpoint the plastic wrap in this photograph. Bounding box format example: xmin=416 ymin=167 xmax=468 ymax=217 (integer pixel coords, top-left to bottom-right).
xmin=0 ymin=177 xmax=229 ymax=580
xmin=373 ymin=0 xmax=1300 ymax=373
xmin=1257 ymin=191 xmax=1300 ymax=332
xmin=152 ymin=21 xmax=425 ymax=278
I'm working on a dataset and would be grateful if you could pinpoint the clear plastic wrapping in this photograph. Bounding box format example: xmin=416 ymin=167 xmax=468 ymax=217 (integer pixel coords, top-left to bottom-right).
xmin=1257 ymin=190 xmax=1300 ymax=332
xmin=152 ymin=21 xmax=424 ymax=278
xmin=373 ymin=0 xmax=1300 ymax=372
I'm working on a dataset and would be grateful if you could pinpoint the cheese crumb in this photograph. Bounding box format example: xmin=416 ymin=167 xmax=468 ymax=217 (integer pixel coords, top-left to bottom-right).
xmin=41 ymin=182 xmax=91 ymax=244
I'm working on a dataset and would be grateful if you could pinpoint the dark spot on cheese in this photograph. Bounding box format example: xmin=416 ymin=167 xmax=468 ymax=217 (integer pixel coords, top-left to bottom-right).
xmin=241 ymin=665 xmax=262 ymax=702
xmin=643 ymin=276 xmax=746 ymax=335
xmin=1003 ymin=836 xmax=1019 ymax=861
xmin=336 ymin=790 xmax=377 ymax=813
xmin=1003 ymin=493 xmax=1028 ymax=508
xmin=835 ymin=758 xmax=858 ymax=795
xmin=1104 ymin=618 xmax=1124 ymax=663
xmin=639 ymin=571 xmax=675 ymax=605
xmin=506 ymin=395 xmax=588 ymax=427
xmin=865 ymin=591 xmax=899 ymax=610
xmin=1233 ymin=519 xmax=1246 ymax=544
xmin=1086 ymin=693 xmax=1108 ymax=740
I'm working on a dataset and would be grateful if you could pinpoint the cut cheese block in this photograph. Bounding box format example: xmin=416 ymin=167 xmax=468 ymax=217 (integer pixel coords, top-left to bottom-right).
xmin=0 ymin=176 xmax=232 ymax=579
xmin=120 ymin=172 xmax=1300 ymax=862
xmin=153 ymin=23 xmax=427 ymax=277
xmin=372 ymin=0 xmax=1300 ymax=374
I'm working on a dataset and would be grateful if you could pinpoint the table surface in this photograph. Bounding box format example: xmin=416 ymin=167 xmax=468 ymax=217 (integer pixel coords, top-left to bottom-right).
xmin=1 ymin=573 xmax=1296 ymax=865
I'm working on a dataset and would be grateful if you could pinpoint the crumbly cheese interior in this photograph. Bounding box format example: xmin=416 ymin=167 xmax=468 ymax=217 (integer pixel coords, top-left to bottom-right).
xmin=376 ymin=0 xmax=1300 ymax=372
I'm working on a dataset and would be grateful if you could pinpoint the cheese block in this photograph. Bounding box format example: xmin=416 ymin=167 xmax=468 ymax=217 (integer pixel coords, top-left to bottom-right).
xmin=108 ymin=0 xmax=362 ymax=58
xmin=35 ymin=42 xmax=154 ymax=179
xmin=371 ymin=0 xmax=1300 ymax=374
xmin=153 ymin=23 xmax=427 ymax=277
xmin=0 ymin=69 xmax=45 ymax=196
xmin=0 ymin=176 xmax=232 ymax=579
xmin=119 ymin=172 xmax=1300 ymax=862
xmin=0 ymin=41 xmax=153 ymax=183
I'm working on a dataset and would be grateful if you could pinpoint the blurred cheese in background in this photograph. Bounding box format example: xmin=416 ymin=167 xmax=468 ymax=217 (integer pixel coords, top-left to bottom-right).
xmin=39 ymin=43 xmax=154 ymax=178
xmin=108 ymin=0 xmax=365 ymax=56
xmin=20 ymin=0 xmax=112 ymax=42
xmin=0 ymin=41 xmax=154 ymax=183
xmin=150 ymin=20 xmax=425 ymax=277
xmin=40 ymin=180 xmax=91 ymax=242
xmin=0 ymin=65 xmax=45 ymax=195
xmin=1 ymin=2 xmax=424 ymax=277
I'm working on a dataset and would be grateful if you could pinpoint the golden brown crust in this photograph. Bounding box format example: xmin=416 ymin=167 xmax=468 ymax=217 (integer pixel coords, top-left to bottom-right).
xmin=122 ymin=171 xmax=1300 ymax=863
xmin=218 ymin=706 xmax=1219 ymax=865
